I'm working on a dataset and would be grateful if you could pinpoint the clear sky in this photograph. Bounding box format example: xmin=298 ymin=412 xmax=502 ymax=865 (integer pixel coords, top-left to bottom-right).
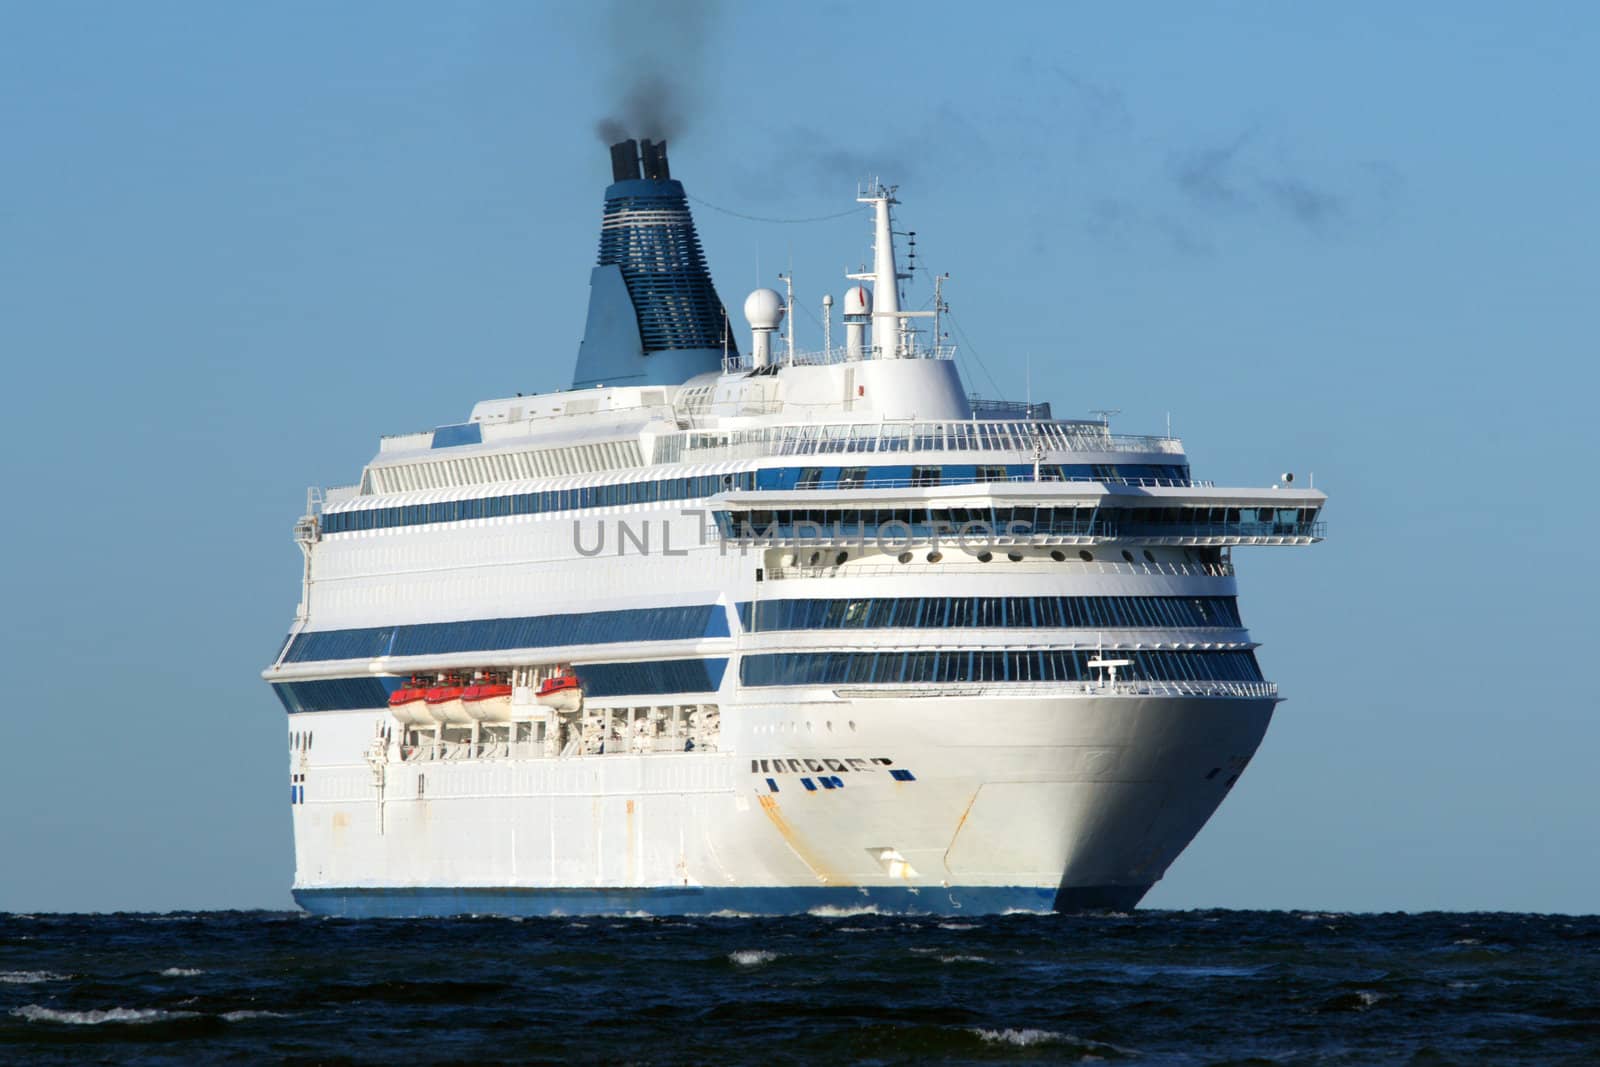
xmin=2 ymin=2 xmax=1595 ymax=913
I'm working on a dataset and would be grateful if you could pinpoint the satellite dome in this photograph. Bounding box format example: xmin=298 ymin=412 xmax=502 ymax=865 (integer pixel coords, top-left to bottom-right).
xmin=843 ymin=285 xmax=872 ymax=316
xmin=744 ymin=288 xmax=786 ymax=329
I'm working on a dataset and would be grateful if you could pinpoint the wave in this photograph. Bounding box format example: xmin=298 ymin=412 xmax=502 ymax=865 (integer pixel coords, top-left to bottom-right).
xmin=728 ymin=950 xmax=778 ymax=967
xmin=222 ymin=1010 xmax=287 ymax=1022
xmin=938 ymin=954 xmax=990 ymax=964
xmin=971 ymin=1027 xmax=1067 ymax=1047
xmin=938 ymin=921 xmax=977 ymax=930
xmin=0 ymin=971 xmax=69 ymax=984
xmin=161 ymin=967 xmax=205 ymax=977
xmin=11 ymin=1005 xmax=198 ymax=1026
xmin=806 ymin=905 xmax=884 ymax=918
xmin=970 ymin=1028 xmax=1137 ymax=1056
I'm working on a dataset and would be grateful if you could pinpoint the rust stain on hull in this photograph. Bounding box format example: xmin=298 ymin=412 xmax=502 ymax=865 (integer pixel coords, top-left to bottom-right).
xmin=757 ymin=794 xmax=844 ymax=886
xmin=941 ymin=789 xmax=981 ymax=876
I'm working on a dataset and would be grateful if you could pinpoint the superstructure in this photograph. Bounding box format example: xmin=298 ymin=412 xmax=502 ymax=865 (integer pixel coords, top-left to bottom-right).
xmin=265 ymin=139 xmax=1326 ymax=916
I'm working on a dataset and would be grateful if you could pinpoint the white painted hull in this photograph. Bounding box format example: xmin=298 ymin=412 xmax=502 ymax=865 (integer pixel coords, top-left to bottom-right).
xmin=287 ymin=692 xmax=1272 ymax=914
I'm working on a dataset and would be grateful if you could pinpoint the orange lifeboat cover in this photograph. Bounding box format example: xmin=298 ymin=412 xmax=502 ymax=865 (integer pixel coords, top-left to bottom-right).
xmin=537 ymin=675 xmax=579 ymax=697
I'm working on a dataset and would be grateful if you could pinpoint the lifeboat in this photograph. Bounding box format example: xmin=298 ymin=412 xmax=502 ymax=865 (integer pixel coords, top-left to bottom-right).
xmin=536 ymin=673 xmax=582 ymax=712
xmin=387 ymin=683 xmax=433 ymax=727
xmin=424 ymin=681 xmax=472 ymax=725
xmin=461 ymin=682 xmax=513 ymax=723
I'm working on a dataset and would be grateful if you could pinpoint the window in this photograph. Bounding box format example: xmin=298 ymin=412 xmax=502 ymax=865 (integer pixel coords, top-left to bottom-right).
xmin=740 ymin=649 xmax=1263 ymax=687
xmin=837 ymin=467 xmax=868 ymax=489
xmin=911 ymin=466 xmax=941 ymax=487
xmin=733 ymin=596 xmax=1244 ymax=634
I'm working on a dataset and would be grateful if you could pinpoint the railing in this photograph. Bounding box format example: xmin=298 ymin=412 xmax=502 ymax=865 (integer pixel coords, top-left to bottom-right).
xmin=401 ymin=736 xmax=701 ymax=763
xmin=720 ymin=343 xmax=956 ymax=373
xmin=726 ymin=520 xmax=1322 ymax=545
xmin=764 ymin=560 xmax=1235 ymax=580
xmin=652 ymin=420 xmax=1185 ymax=465
xmin=732 ymin=473 xmax=1210 ymax=492
xmin=835 ymin=679 xmax=1278 ymax=700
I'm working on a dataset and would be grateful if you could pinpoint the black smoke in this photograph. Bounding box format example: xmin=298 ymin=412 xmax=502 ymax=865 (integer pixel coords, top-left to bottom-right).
xmin=591 ymin=1 xmax=720 ymax=143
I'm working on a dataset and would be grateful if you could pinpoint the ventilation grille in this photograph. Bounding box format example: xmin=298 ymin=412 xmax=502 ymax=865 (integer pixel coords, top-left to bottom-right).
xmin=366 ymin=439 xmax=645 ymax=493
xmin=598 ymin=190 xmax=733 ymax=354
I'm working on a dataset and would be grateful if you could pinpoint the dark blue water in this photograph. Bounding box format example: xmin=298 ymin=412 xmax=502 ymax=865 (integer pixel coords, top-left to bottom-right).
xmin=3 ymin=910 xmax=1596 ymax=1065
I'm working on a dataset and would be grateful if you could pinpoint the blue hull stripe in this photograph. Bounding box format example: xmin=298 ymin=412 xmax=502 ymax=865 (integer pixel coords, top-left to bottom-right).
xmin=292 ymin=884 xmax=1146 ymax=917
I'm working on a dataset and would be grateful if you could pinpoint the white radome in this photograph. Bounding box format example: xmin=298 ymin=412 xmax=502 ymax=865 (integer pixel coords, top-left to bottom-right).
xmin=744 ymin=288 xmax=786 ymax=329
xmin=843 ymin=285 xmax=871 ymax=316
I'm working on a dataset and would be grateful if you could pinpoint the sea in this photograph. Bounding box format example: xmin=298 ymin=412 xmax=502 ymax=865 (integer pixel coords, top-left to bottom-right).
xmin=2 ymin=910 xmax=1595 ymax=1065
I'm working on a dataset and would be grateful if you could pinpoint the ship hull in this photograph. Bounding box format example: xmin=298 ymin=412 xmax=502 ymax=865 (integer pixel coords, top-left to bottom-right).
xmin=286 ymin=693 xmax=1273 ymax=916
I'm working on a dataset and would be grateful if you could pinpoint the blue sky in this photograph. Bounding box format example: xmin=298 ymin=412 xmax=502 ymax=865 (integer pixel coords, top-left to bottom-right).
xmin=2 ymin=2 xmax=1595 ymax=912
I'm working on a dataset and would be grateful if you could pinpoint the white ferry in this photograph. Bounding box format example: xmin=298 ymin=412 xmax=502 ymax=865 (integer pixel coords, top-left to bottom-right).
xmin=265 ymin=139 xmax=1326 ymax=916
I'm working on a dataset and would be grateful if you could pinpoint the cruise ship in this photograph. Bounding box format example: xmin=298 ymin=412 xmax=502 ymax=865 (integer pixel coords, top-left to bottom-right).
xmin=264 ymin=138 xmax=1326 ymax=917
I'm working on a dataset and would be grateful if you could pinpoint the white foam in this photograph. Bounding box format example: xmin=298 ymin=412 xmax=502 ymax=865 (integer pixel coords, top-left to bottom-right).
xmin=971 ymin=1028 xmax=1067 ymax=1047
xmin=1453 ymin=938 xmax=1482 ymax=945
xmin=160 ymin=967 xmax=205 ymax=977
xmin=705 ymin=910 xmax=759 ymax=919
xmin=999 ymin=907 xmax=1052 ymax=916
xmin=806 ymin=904 xmax=884 ymax=918
xmin=938 ymin=954 xmax=990 ymax=964
xmin=12 ymin=1005 xmax=197 ymax=1026
xmin=223 ymin=1010 xmax=287 ymax=1022
xmin=0 ymin=971 xmax=69 ymax=985
xmin=1355 ymin=990 xmax=1385 ymax=1009
xmin=728 ymin=949 xmax=778 ymax=967
xmin=938 ymin=921 xmax=977 ymax=930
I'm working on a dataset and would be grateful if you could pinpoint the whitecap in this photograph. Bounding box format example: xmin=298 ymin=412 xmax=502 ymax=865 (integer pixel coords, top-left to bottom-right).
xmin=1453 ymin=938 xmax=1482 ymax=945
xmin=705 ymin=910 xmax=759 ymax=919
xmin=806 ymin=904 xmax=883 ymax=918
xmin=0 ymin=971 xmax=69 ymax=985
xmin=939 ymin=954 xmax=990 ymax=964
xmin=728 ymin=949 xmax=778 ymax=967
xmin=223 ymin=1010 xmax=287 ymax=1022
xmin=938 ymin=921 xmax=977 ymax=930
xmin=971 ymin=1028 xmax=1066 ymax=1047
xmin=11 ymin=1005 xmax=198 ymax=1026
xmin=970 ymin=1028 xmax=1137 ymax=1055
xmin=1355 ymin=990 xmax=1385 ymax=1009
xmin=160 ymin=967 xmax=204 ymax=977
xmin=999 ymin=907 xmax=1052 ymax=915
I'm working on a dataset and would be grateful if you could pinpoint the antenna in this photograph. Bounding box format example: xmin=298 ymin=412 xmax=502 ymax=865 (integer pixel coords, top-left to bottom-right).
xmin=777 ymin=272 xmax=795 ymax=364
xmin=1089 ymin=408 xmax=1122 ymax=429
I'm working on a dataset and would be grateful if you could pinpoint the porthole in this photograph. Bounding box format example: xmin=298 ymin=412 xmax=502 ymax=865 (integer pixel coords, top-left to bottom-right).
xmin=1050 ymin=550 xmax=1066 ymax=562
xmin=808 ymin=551 xmax=822 ymax=566
xmin=835 ymin=551 xmax=849 ymax=566
xmin=926 ymin=550 xmax=943 ymax=564
xmin=898 ymin=551 xmax=913 ymax=564
xmin=1007 ymin=552 xmax=1024 ymax=562
xmin=1079 ymin=550 xmax=1094 ymax=562
xmin=1143 ymin=550 xmax=1156 ymax=563
xmin=1122 ymin=549 xmax=1135 ymax=563
xmin=977 ymin=551 xmax=993 ymax=563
